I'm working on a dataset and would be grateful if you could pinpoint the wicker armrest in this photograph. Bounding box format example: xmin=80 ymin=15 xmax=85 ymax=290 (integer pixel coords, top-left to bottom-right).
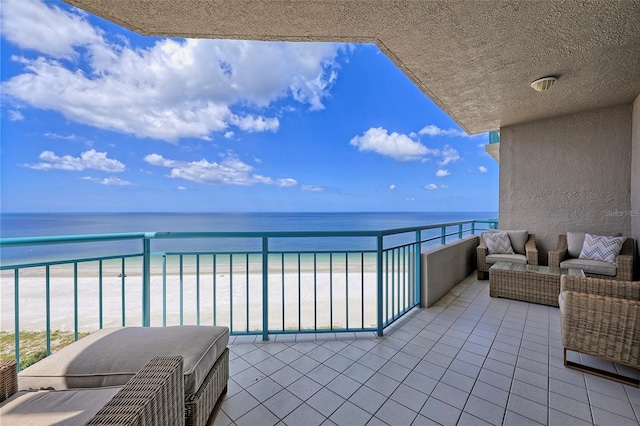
xmin=560 ymin=275 xmax=640 ymax=300
xmin=476 ymin=236 xmax=489 ymax=272
xmin=0 ymin=360 xmax=17 ymax=402
xmin=615 ymin=237 xmax=635 ymax=281
xmin=560 ymin=290 xmax=640 ymax=368
xmin=87 ymin=356 xmax=185 ymax=426
xmin=548 ymin=234 xmax=567 ymax=268
xmin=525 ymin=234 xmax=538 ymax=265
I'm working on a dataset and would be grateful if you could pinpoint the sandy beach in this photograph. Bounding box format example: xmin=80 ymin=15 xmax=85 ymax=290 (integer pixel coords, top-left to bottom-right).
xmin=1 ymin=255 xmax=409 ymax=334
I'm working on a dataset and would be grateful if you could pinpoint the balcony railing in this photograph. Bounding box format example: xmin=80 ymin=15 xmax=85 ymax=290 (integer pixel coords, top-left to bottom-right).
xmin=1 ymin=219 xmax=497 ymax=368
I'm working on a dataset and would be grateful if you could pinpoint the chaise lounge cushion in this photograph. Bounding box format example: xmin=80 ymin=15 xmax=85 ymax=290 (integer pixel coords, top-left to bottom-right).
xmin=560 ymin=258 xmax=617 ymax=277
xmin=1 ymin=386 xmax=122 ymax=425
xmin=18 ymin=325 xmax=229 ymax=395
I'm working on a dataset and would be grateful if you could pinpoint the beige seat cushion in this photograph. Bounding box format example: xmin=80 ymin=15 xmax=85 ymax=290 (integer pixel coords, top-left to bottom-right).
xmin=18 ymin=325 xmax=229 ymax=395
xmin=560 ymin=258 xmax=616 ymax=276
xmin=486 ymin=253 xmax=527 ymax=265
xmin=0 ymin=386 xmax=121 ymax=426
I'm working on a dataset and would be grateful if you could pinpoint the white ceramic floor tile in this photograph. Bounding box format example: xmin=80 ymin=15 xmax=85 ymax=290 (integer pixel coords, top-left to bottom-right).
xmin=213 ymin=276 xmax=639 ymax=426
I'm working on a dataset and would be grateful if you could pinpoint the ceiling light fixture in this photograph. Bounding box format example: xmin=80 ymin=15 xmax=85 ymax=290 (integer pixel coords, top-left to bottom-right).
xmin=530 ymin=76 xmax=557 ymax=92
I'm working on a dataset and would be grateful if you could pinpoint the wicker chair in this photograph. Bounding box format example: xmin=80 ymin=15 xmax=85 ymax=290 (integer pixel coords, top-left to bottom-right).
xmin=477 ymin=232 xmax=538 ymax=280
xmin=559 ymin=275 xmax=640 ymax=387
xmin=549 ymin=234 xmax=634 ymax=281
xmin=1 ymin=356 xmax=185 ymax=425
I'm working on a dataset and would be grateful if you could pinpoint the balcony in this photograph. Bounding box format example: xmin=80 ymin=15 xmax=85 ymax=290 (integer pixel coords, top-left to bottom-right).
xmin=1 ymin=219 xmax=639 ymax=425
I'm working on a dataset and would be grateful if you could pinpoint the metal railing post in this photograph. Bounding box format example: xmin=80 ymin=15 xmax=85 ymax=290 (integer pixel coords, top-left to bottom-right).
xmin=14 ymin=269 xmax=20 ymax=370
xmin=415 ymin=230 xmax=421 ymax=307
xmin=471 ymin=221 xmax=476 ymax=235
xmin=142 ymin=237 xmax=151 ymax=327
xmin=262 ymin=237 xmax=269 ymax=341
xmin=441 ymin=226 xmax=446 ymax=245
xmin=376 ymin=235 xmax=384 ymax=337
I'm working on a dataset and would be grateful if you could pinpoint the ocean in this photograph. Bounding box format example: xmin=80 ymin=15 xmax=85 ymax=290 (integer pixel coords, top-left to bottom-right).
xmin=0 ymin=212 xmax=496 ymax=265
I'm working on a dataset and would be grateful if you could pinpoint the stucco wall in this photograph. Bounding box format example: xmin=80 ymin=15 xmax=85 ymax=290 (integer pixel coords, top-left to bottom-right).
xmin=499 ymin=105 xmax=632 ymax=265
xmin=632 ymin=94 xmax=640 ymax=279
xmin=420 ymin=236 xmax=478 ymax=307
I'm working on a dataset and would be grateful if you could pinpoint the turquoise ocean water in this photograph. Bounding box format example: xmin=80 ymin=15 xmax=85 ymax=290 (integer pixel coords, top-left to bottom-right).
xmin=1 ymin=212 xmax=496 ymax=264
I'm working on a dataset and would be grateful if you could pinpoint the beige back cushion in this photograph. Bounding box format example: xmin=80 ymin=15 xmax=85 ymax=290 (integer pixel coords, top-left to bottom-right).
xmin=566 ymin=231 xmax=586 ymax=258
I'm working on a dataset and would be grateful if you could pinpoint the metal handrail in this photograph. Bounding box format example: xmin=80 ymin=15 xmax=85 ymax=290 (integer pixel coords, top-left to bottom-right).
xmin=1 ymin=218 xmax=497 ymax=368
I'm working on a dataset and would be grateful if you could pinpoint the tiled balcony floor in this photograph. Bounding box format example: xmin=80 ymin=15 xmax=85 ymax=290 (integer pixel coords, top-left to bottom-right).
xmin=213 ymin=275 xmax=640 ymax=426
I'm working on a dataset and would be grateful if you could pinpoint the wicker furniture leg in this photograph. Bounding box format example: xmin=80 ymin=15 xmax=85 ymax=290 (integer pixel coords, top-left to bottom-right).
xmin=0 ymin=360 xmax=18 ymax=402
xmin=563 ymin=349 xmax=639 ymax=387
xmin=185 ymin=348 xmax=229 ymax=426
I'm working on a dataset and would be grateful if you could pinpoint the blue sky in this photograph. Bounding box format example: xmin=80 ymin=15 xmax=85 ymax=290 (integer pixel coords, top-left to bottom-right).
xmin=0 ymin=0 xmax=498 ymax=213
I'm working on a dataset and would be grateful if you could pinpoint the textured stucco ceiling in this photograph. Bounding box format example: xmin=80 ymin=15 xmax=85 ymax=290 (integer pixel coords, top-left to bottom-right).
xmin=63 ymin=0 xmax=640 ymax=134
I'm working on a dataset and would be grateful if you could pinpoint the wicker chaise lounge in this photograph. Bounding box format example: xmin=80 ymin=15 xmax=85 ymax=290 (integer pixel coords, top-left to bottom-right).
xmin=559 ymin=275 xmax=640 ymax=387
xmin=1 ymin=356 xmax=185 ymax=425
xmin=17 ymin=326 xmax=230 ymax=426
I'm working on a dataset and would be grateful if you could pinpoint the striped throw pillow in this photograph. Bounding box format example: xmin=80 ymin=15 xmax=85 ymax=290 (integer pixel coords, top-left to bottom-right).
xmin=482 ymin=232 xmax=514 ymax=254
xmin=578 ymin=234 xmax=625 ymax=263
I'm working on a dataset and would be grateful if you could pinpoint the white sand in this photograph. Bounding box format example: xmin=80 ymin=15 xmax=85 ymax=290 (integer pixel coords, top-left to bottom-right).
xmin=0 ymin=259 xmax=413 ymax=333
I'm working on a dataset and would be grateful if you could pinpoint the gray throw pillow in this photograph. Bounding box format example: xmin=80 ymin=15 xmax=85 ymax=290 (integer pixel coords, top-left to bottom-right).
xmin=487 ymin=229 xmax=528 ymax=254
xmin=482 ymin=232 xmax=514 ymax=254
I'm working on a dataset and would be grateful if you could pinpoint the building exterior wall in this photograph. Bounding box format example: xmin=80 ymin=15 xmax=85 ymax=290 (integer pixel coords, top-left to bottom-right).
xmin=632 ymin=94 xmax=640 ymax=279
xmin=499 ymin=105 xmax=632 ymax=265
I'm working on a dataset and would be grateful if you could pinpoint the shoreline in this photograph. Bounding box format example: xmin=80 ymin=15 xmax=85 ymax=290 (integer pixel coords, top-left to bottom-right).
xmin=1 ymin=252 xmax=382 ymax=279
xmin=1 ymin=269 xmax=388 ymax=333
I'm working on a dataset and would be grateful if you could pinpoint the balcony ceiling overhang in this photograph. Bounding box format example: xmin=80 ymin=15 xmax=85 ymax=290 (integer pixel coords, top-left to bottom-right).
xmin=63 ymin=0 xmax=640 ymax=135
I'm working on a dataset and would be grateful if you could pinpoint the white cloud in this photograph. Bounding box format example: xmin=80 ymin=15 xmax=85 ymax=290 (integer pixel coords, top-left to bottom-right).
xmin=2 ymin=0 xmax=344 ymax=142
xmin=436 ymin=169 xmax=450 ymax=177
xmin=24 ymin=149 xmax=125 ymax=172
xmin=0 ymin=0 xmax=105 ymax=59
xmin=438 ymin=145 xmax=460 ymax=166
xmin=389 ymin=184 xmax=397 ymax=190
xmin=278 ymin=178 xmax=298 ymax=187
xmin=302 ymin=185 xmax=325 ymax=192
xmin=479 ymin=166 xmax=488 ymax=173
xmin=406 ymin=198 xmax=415 ymax=202
xmin=8 ymin=110 xmax=25 ymax=121
xmin=144 ymin=152 xmax=295 ymax=186
xmin=418 ymin=124 xmax=470 ymax=138
xmin=177 ymin=186 xmax=187 ymax=190
xmin=224 ymin=131 xmax=235 ymax=139
xmin=424 ymin=183 xmax=448 ymax=190
xmin=44 ymin=132 xmax=78 ymax=140
xmin=350 ymin=127 xmax=434 ymax=162
xmin=81 ymin=176 xmax=132 ymax=185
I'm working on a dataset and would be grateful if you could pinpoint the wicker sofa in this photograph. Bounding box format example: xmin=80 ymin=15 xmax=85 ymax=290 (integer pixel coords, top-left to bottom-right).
xmin=559 ymin=275 xmax=640 ymax=387
xmin=16 ymin=326 xmax=229 ymax=426
xmin=477 ymin=230 xmax=538 ymax=280
xmin=1 ymin=356 xmax=185 ymax=425
xmin=549 ymin=233 xmax=635 ymax=281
